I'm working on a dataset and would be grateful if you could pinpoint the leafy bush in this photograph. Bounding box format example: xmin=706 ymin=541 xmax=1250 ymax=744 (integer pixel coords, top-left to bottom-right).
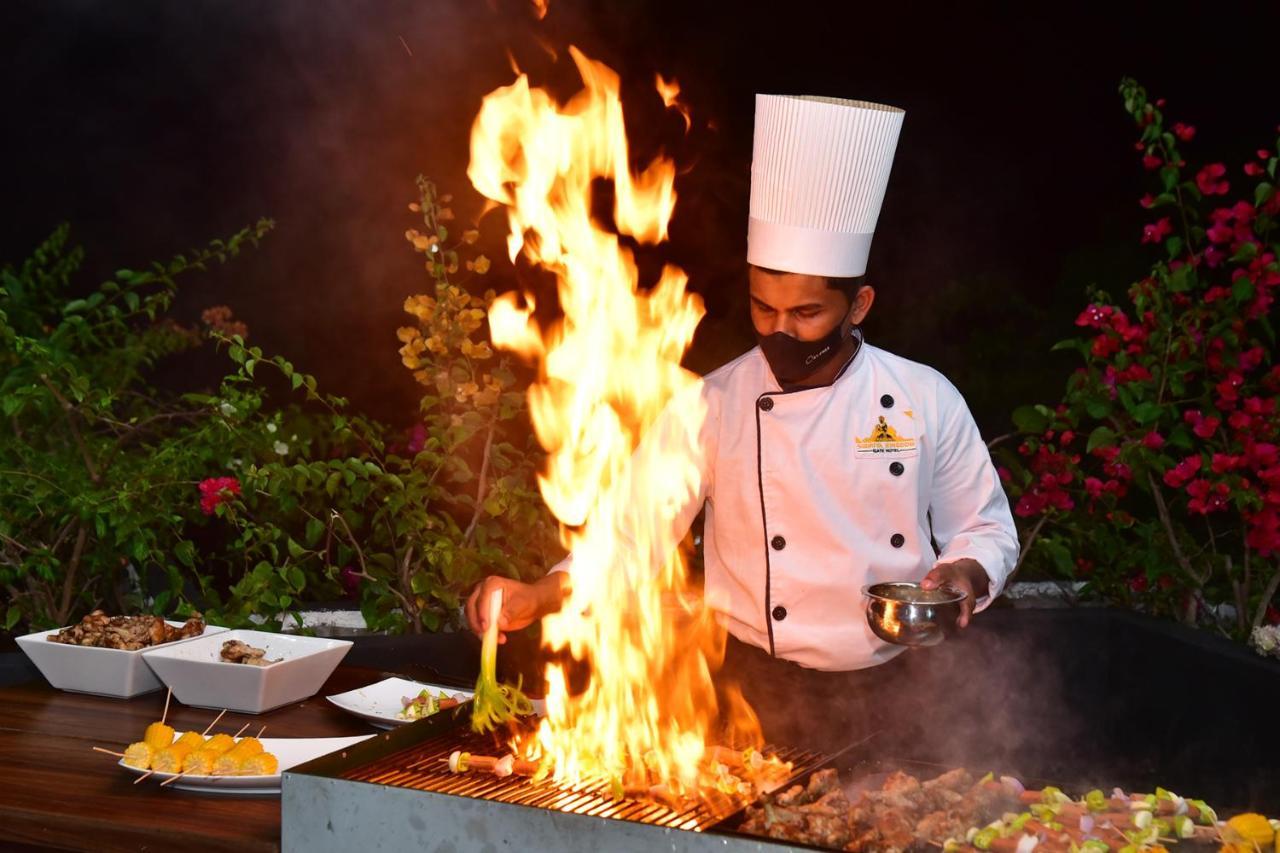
xmin=1000 ymin=79 xmax=1280 ymax=640
xmin=1 ymin=177 xmax=557 ymax=635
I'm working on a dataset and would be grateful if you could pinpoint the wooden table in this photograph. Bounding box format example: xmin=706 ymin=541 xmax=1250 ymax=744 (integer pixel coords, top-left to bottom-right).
xmin=0 ymin=664 xmax=437 ymax=852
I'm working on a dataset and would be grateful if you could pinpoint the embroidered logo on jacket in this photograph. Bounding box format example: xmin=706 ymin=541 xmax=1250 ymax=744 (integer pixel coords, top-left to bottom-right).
xmin=855 ymin=415 xmax=917 ymax=454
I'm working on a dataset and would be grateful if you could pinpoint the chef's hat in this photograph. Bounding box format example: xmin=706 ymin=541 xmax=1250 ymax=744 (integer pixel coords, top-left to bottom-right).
xmin=748 ymin=95 xmax=904 ymax=278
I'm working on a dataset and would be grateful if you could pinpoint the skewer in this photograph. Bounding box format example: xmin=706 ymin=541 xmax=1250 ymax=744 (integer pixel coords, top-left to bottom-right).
xmin=254 ymin=725 xmax=267 ymax=738
xmin=200 ymin=709 xmax=227 ymax=736
xmin=92 ymin=747 xmax=125 ymax=757
xmin=231 ymin=722 xmax=251 ymax=739
xmin=133 ymin=770 xmax=155 ymax=785
xmin=159 ymin=771 xmax=187 ymax=788
xmin=160 ymin=687 xmax=172 ymax=726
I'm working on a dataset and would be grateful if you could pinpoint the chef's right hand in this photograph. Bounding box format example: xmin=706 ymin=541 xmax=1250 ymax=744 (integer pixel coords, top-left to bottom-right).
xmin=465 ymin=573 xmax=569 ymax=643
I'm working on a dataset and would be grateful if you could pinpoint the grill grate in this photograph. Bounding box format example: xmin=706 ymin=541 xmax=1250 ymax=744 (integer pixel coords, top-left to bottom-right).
xmin=339 ymin=726 xmax=826 ymax=832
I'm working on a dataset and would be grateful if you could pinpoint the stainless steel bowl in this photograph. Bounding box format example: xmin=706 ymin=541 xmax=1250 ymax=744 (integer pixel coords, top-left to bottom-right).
xmin=863 ymin=581 xmax=965 ymax=647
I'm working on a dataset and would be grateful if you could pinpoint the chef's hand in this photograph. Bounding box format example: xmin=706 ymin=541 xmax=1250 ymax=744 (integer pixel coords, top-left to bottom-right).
xmin=465 ymin=573 xmax=570 ymax=644
xmin=920 ymin=559 xmax=990 ymax=629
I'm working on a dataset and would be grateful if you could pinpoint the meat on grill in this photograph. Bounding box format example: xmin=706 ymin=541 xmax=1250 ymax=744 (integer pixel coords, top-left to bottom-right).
xmin=741 ymin=766 xmax=1019 ymax=852
xmin=47 ymin=610 xmax=206 ymax=650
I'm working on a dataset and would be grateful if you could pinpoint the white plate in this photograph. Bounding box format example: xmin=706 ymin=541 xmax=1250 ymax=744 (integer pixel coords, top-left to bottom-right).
xmin=141 ymin=629 xmax=352 ymax=714
xmin=118 ymin=735 xmax=372 ymax=794
xmin=15 ymin=621 xmax=228 ymax=699
xmin=326 ymin=677 xmax=475 ymax=729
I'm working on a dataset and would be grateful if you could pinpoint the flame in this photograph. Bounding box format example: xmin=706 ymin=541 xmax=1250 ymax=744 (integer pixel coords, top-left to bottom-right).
xmin=530 ymin=0 xmax=549 ymax=19
xmin=468 ymin=46 xmax=761 ymax=798
xmin=655 ymin=73 xmax=692 ymax=132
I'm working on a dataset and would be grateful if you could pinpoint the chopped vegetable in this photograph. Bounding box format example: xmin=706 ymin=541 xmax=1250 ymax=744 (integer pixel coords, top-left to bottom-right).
xmin=973 ymin=828 xmax=998 ymax=850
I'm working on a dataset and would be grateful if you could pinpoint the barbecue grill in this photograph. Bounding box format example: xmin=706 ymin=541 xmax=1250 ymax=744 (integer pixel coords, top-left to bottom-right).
xmin=282 ymin=704 xmax=832 ymax=852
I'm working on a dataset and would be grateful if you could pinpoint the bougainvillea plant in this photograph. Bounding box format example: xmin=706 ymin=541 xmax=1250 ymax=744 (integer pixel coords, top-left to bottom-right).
xmin=999 ymin=78 xmax=1280 ymax=641
xmin=203 ymin=177 xmax=559 ymax=633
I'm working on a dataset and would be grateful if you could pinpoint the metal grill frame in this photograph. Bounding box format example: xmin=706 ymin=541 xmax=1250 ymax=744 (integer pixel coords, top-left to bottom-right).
xmin=282 ymin=704 xmax=829 ymax=853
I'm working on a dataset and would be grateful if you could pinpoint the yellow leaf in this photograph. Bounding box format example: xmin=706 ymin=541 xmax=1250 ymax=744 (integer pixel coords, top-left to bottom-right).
xmin=396 ymin=326 xmax=420 ymax=343
xmin=474 ymin=255 xmax=491 ymax=275
xmin=462 ymin=229 xmax=480 ymax=244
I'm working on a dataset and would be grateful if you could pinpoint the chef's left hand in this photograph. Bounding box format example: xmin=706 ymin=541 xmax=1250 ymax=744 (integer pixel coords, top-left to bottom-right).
xmin=920 ymin=559 xmax=990 ymax=629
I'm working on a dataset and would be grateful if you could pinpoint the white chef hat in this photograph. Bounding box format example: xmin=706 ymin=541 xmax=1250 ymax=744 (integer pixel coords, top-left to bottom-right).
xmin=748 ymin=95 xmax=905 ymax=278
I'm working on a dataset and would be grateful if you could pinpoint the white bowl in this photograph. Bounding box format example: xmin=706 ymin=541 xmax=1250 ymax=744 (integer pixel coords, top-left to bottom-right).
xmin=15 ymin=621 xmax=228 ymax=699
xmin=141 ymin=629 xmax=352 ymax=714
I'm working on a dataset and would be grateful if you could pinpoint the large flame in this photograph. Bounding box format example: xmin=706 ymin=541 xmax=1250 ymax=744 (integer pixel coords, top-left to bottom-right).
xmin=469 ymin=47 xmax=760 ymax=797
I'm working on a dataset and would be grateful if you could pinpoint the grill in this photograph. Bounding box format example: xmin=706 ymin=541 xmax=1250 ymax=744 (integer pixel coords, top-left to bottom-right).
xmin=339 ymin=724 xmax=824 ymax=832
xmin=283 ymin=704 xmax=833 ymax=852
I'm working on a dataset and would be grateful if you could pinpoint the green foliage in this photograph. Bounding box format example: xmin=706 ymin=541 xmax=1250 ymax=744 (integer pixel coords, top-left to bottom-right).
xmin=1 ymin=177 xmax=559 ymax=636
xmin=0 ymin=221 xmax=278 ymax=628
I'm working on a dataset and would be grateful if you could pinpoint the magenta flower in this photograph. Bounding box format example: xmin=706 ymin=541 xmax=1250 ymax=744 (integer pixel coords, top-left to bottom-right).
xmin=1141 ymin=218 xmax=1173 ymax=244
xmin=1163 ymin=455 xmax=1203 ymax=489
xmin=199 ymin=477 xmax=241 ymax=515
xmin=1142 ymin=154 xmax=1163 ymax=171
xmin=1172 ymin=122 xmax=1196 ymax=142
xmin=1196 ymin=163 xmax=1229 ymax=195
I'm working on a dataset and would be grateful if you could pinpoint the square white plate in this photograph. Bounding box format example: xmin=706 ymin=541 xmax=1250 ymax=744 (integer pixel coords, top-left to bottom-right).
xmin=15 ymin=621 xmax=228 ymax=699
xmin=117 ymin=735 xmax=372 ymax=794
xmin=326 ymin=677 xmax=475 ymax=729
xmin=141 ymin=629 xmax=352 ymax=714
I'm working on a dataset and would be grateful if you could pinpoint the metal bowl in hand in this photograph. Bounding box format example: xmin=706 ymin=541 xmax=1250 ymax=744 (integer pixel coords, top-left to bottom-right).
xmin=863 ymin=582 xmax=966 ymax=647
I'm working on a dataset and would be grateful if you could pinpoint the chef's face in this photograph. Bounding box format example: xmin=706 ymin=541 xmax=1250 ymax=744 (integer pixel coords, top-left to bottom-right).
xmin=748 ymin=267 xmax=874 ymax=341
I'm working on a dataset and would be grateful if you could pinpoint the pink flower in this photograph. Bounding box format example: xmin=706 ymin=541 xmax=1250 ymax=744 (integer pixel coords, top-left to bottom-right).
xmin=1142 ymin=154 xmax=1163 ymax=171
xmin=1216 ymin=372 xmax=1244 ymax=404
xmin=1139 ymin=193 xmax=1156 ymax=208
xmin=1259 ymin=149 xmax=1272 ymax=159
xmin=1245 ymin=162 xmax=1266 ymax=177
xmin=1163 ymin=455 xmax=1203 ymax=488
xmin=1186 ymin=479 xmax=1230 ymax=514
xmin=198 ymin=477 xmax=241 ymax=515
xmin=1196 ymin=163 xmax=1229 ymax=195
xmin=997 ymin=466 xmax=1012 ymax=484
xmin=1085 ymin=477 xmax=1105 ymax=499
xmin=1173 ymin=122 xmax=1196 ymax=142
xmin=1211 ymin=453 xmax=1243 ymax=474
xmin=1075 ymin=303 xmax=1115 ymax=328
xmin=1240 ymin=347 xmax=1265 ymax=372
xmin=406 ymin=423 xmax=428 ymax=455
xmin=1142 ymin=431 xmax=1165 ymax=450
xmin=1204 ymin=246 xmax=1226 ymax=268
xmin=1194 ymin=417 xmax=1220 ymax=439
xmin=1142 ymin=218 xmax=1173 ymax=244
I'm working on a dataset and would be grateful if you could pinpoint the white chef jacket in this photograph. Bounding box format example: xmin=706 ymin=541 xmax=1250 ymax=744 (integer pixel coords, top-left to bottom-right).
xmin=553 ymin=338 xmax=1019 ymax=672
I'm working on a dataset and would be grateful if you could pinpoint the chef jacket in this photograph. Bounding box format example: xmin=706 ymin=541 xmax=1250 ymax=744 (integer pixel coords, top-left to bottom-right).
xmin=553 ymin=338 xmax=1019 ymax=672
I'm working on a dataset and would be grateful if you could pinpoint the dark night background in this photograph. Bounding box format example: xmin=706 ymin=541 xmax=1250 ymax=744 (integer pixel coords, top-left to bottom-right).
xmin=3 ymin=0 xmax=1279 ymax=436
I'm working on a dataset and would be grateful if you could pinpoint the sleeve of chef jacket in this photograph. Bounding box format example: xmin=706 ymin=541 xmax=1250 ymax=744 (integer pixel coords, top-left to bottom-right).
xmin=547 ymin=380 xmax=715 ymax=582
xmin=928 ymin=374 xmax=1020 ymax=609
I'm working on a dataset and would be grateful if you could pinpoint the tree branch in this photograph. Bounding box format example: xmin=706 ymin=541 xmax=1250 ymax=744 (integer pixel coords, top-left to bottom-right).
xmin=38 ymin=374 xmax=100 ymax=484
xmin=1145 ymin=471 xmax=1206 ymax=586
xmin=463 ymin=418 xmax=498 ymax=546
xmin=1008 ymin=514 xmax=1050 ymax=585
xmin=57 ymin=525 xmax=88 ymax=626
xmin=1253 ymin=565 xmax=1280 ymax=631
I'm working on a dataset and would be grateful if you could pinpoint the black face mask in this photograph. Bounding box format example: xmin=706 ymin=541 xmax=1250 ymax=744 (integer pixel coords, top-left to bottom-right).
xmin=757 ymin=319 xmax=851 ymax=385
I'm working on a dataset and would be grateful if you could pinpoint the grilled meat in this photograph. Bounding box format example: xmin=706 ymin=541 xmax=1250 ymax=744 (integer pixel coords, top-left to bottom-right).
xmin=742 ymin=766 xmax=1019 ymax=852
xmin=47 ymin=611 xmax=205 ymax=650
xmin=219 ymin=639 xmax=276 ymax=666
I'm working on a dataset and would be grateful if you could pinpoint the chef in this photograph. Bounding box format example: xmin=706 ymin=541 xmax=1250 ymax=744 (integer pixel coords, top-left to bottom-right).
xmin=466 ymin=94 xmax=1019 ymax=749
